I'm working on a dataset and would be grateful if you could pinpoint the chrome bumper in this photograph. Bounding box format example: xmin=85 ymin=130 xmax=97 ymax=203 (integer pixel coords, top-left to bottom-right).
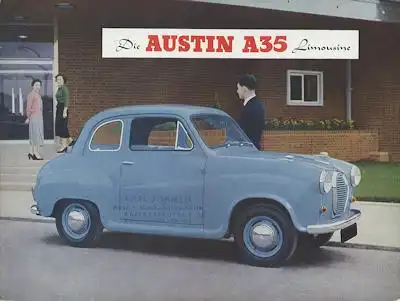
xmin=306 ymin=209 xmax=361 ymax=235
xmin=30 ymin=184 xmax=40 ymax=215
xmin=30 ymin=204 xmax=40 ymax=216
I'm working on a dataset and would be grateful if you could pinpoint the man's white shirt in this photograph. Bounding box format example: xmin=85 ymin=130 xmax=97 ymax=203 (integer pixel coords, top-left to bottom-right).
xmin=243 ymin=94 xmax=256 ymax=106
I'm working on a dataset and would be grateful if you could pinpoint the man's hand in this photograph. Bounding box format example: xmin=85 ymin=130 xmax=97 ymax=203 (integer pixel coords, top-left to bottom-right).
xmin=63 ymin=107 xmax=68 ymax=118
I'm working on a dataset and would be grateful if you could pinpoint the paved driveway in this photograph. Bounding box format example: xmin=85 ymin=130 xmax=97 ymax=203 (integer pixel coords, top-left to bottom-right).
xmin=0 ymin=220 xmax=399 ymax=301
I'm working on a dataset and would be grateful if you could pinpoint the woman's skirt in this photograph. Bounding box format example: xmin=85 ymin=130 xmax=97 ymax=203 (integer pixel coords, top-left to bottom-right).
xmin=55 ymin=103 xmax=70 ymax=138
xmin=29 ymin=115 xmax=44 ymax=146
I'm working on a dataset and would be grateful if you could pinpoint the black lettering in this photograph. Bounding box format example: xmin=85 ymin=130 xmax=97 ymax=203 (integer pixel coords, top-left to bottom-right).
xmin=292 ymin=38 xmax=308 ymax=53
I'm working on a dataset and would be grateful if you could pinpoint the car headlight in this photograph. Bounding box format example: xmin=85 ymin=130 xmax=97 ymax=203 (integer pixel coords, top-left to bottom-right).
xmin=350 ymin=165 xmax=361 ymax=187
xmin=319 ymin=170 xmax=333 ymax=193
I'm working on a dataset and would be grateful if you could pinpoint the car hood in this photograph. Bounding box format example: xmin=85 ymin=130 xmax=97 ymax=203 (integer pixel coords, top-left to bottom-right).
xmin=222 ymin=148 xmax=344 ymax=171
xmin=260 ymin=151 xmax=335 ymax=169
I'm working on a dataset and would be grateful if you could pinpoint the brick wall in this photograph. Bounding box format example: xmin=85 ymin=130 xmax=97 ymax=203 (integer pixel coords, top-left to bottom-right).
xmin=55 ymin=0 xmax=400 ymax=161
xmin=351 ymin=22 xmax=400 ymax=161
xmin=149 ymin=129 xmax=226 ymax=146
xmin=57 ymin=1 xmax=348 ymax=137
xmin=261 ymin=130 xmax=379 ymax=162
xmin=98 ymin=127 xmax=379 ymax=162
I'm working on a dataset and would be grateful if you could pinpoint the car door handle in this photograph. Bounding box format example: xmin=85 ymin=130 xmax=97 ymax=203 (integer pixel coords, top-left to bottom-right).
xmin=121 ymin=161 xmax=134 ymax=166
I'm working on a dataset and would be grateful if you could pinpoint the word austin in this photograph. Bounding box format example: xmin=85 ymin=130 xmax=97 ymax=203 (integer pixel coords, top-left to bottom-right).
xmin=145 ymin=34 xmax=288 ymax=53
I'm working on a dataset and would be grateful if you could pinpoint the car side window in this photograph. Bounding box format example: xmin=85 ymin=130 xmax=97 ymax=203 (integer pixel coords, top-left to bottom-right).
xmin=89 ymin=119 xmax=123 ymax=151
xmin=130 ymin=116 xmax=193 ymax=151
xmin=191 ymin=117 xmax=227 ymax=147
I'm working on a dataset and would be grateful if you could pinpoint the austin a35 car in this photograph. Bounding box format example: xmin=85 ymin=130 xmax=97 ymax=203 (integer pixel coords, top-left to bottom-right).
xmin=30 ymin=104 xmax=361 ymax=267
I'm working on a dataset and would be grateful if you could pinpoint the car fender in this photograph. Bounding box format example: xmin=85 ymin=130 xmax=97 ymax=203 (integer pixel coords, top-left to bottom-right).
xmin=35 ymin=166 xmax=116 ymax=221
xmin=227 ymin=192 xmax=307 ymax=233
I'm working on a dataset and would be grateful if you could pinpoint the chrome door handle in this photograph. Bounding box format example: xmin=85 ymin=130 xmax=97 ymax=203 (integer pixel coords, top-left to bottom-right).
xmin=121 ymin=161 xmax=134 ymax=165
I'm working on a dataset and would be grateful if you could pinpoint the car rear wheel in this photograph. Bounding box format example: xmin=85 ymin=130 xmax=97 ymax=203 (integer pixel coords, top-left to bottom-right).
xmin=233 ymin=203 xmax=298 ymax=267
xmin=55 ymin=201 xmax=103 ymax=247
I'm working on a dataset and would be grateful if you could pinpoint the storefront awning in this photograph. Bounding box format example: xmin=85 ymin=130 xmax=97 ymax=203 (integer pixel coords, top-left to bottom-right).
xmin=182 ymin=0 xmax=400 ymax=23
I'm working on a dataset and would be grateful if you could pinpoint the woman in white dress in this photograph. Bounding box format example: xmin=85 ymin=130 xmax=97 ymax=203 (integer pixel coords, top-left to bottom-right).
xmin=26 ymin=79 xmax=44 ymax=160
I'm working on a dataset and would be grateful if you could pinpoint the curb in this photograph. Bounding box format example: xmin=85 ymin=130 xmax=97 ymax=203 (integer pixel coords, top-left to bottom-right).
xmin=356 ymin=197 xmax=400 ymax=204
xmin=0 ymin=216 xmax=54 ymax=224
xmin=326 ymin=241 xmax=400 ymax=253
xmin=355 ymin=201 xmax=400 ymax=207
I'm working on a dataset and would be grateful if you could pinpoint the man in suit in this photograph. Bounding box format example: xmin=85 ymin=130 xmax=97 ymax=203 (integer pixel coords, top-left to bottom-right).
xmin=236 ymin=74 xmax=265 ymax=150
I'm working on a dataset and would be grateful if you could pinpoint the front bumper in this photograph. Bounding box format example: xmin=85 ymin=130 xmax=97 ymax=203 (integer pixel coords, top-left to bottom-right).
xmin=30 ymin=184 xmax=40 ymax=216
xmin=306 ymin=208 xmax=361 ymax=235
xmin=30 ymin=204 xmax=40 ymax=216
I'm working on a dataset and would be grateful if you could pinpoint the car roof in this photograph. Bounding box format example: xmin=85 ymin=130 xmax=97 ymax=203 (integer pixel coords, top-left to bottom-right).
xmin=91 ymin=104 xmax=228 ymax=122
xmin=71 ymin=104 xmax=231 ymax=153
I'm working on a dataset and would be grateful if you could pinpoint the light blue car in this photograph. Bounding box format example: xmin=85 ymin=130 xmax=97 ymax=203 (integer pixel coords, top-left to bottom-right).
xmin=30 ymin=104 xmax=361 ymax=267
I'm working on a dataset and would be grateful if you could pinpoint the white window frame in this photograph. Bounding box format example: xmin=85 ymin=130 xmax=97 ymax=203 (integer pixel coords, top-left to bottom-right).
xmin=88 ymin=119 xmax=124 ymax=152
xmin=286 ymin=70 xmax=324 ymax=106
xmin=175 ymin=120 xmax=194 ymax=151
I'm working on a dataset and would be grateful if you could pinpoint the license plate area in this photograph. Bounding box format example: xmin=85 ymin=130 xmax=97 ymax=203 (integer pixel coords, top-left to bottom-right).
xmin=340 ymin=223 xmax=357 ymax=243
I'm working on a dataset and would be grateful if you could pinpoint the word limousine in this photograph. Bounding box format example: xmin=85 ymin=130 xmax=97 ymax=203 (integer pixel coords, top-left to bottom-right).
xmin=102 ymin=28 xmax=359 ymax=59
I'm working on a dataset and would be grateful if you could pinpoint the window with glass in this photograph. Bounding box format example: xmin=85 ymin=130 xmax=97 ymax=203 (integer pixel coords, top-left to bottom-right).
xmin=89 ymin=120 xmax=123 ymax=151
xmin=0 ymin=41 xmax=54 ymax=140
xmin=129 ymin=116 xmax=193 ymax=151
xmin=287 ymin=70 xmax=323 ymax=106
xmin=190 ymin=113 xmax=253 ymax=149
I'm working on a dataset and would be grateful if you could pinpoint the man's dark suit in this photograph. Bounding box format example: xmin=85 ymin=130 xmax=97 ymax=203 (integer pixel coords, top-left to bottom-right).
xmin=238 ymin=96 xmax=265 ymax=150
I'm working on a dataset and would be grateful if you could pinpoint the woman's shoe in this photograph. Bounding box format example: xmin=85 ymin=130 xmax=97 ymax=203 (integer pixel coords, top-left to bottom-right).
xmin=56 ymin=147 xmax=67 ymax=153
xmin=28 ymin=153 xmax=33 ymax=160
xmin=32 ymin=154 xmax=43 ymax=160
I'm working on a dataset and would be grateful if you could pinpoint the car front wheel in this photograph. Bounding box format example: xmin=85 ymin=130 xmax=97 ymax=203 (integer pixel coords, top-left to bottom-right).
xmin=55 ymin=201 xmax=103 ymax=247
xmin=233 ymin=203 xmax=298 ymax=267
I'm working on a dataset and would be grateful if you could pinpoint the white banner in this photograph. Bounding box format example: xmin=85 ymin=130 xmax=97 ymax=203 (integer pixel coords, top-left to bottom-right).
xmin=102 ymin=28 xmax=359 ymax=59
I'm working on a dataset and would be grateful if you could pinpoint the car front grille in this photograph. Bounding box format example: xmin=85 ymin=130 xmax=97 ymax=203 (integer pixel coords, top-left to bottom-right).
xmin=332 ymin=172 xmax=350 ymax=217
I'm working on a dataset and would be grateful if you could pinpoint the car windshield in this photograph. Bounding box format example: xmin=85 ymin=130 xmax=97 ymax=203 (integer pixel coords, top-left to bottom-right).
xmin=190 ymin=113 xmax=253 ymax=149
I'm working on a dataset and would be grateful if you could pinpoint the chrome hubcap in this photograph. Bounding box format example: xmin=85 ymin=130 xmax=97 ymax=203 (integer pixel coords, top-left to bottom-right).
xmin=67 ymin=210 xmax=87 ymax=233
xmin=61 ymin=204 xmax=91 ymax=240
xmin=251 ymin=223 xmax=278 ymax=249
xmin=243 ymin=216 xmax=283 ymax=258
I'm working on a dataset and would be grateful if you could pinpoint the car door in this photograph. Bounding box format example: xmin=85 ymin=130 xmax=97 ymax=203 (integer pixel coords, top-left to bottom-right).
xmin=116 ymin=114 xmax=207 ymax=227
xmin=83 ymin=117 xmax=126 ymax=223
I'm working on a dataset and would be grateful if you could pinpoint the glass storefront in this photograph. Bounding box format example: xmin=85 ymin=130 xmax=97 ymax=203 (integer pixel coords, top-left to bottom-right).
xmin=0 ymin=41 xmax=54 ymax=140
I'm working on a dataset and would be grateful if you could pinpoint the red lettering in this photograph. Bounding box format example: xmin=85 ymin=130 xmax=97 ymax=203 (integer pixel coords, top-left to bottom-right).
xmin=163 ymin=35 xmax=177 ymax=52
xmin=178 ymin=35 xmax=190 ymax=52
xmin=205 ymin=36 xmax=215 ymax=52
xmin=146 ymin=35 xmax=162 ymax=52
xmin=146 ymin=34 xmax=237 ymax=53
xmin=191 ymin=36 xmax=206 ymax=52
xmin=242 ymin=36 xmax=259 ymax=53
xmin=216 ymin=36 xmax=234 ymax=53
xmin=242 ymin=35 xmax=288 ymax=53
xmin=273 ymin=36 xmax=287 ymax=52
xmin=259 ymin=36 xmax=273 ymax=52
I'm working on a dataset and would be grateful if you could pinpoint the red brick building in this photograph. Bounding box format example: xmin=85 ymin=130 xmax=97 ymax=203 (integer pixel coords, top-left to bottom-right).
xmin=0 ymin=0 xmax=399 ymax=161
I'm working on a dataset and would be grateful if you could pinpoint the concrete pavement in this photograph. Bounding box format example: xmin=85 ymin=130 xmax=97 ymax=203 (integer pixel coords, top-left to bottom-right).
xmin=330 ymin=201 xmax=400 ymax=249
xmin=0 ymin=220 xmax=399 ymax=301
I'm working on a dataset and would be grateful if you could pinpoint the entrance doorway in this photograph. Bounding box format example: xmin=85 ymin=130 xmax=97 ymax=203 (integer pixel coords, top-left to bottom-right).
xmin=0 ymin=67 xmax=54 ymax=140
xmin=0 ymin=41 xmax=55 ymax=141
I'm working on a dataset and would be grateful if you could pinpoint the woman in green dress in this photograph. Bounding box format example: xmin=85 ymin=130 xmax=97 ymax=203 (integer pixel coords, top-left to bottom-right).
xmin=55 ymin=73 xmax=71 ymax=152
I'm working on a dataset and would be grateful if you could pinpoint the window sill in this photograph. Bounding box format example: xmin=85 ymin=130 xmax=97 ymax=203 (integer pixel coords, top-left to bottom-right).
xmin=286 ymin=101 xmax=324 ymax=107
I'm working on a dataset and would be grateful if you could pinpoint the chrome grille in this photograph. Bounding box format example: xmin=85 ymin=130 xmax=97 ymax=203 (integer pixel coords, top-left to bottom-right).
xmin=332 ymin=172 xmax=349 ymax=216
